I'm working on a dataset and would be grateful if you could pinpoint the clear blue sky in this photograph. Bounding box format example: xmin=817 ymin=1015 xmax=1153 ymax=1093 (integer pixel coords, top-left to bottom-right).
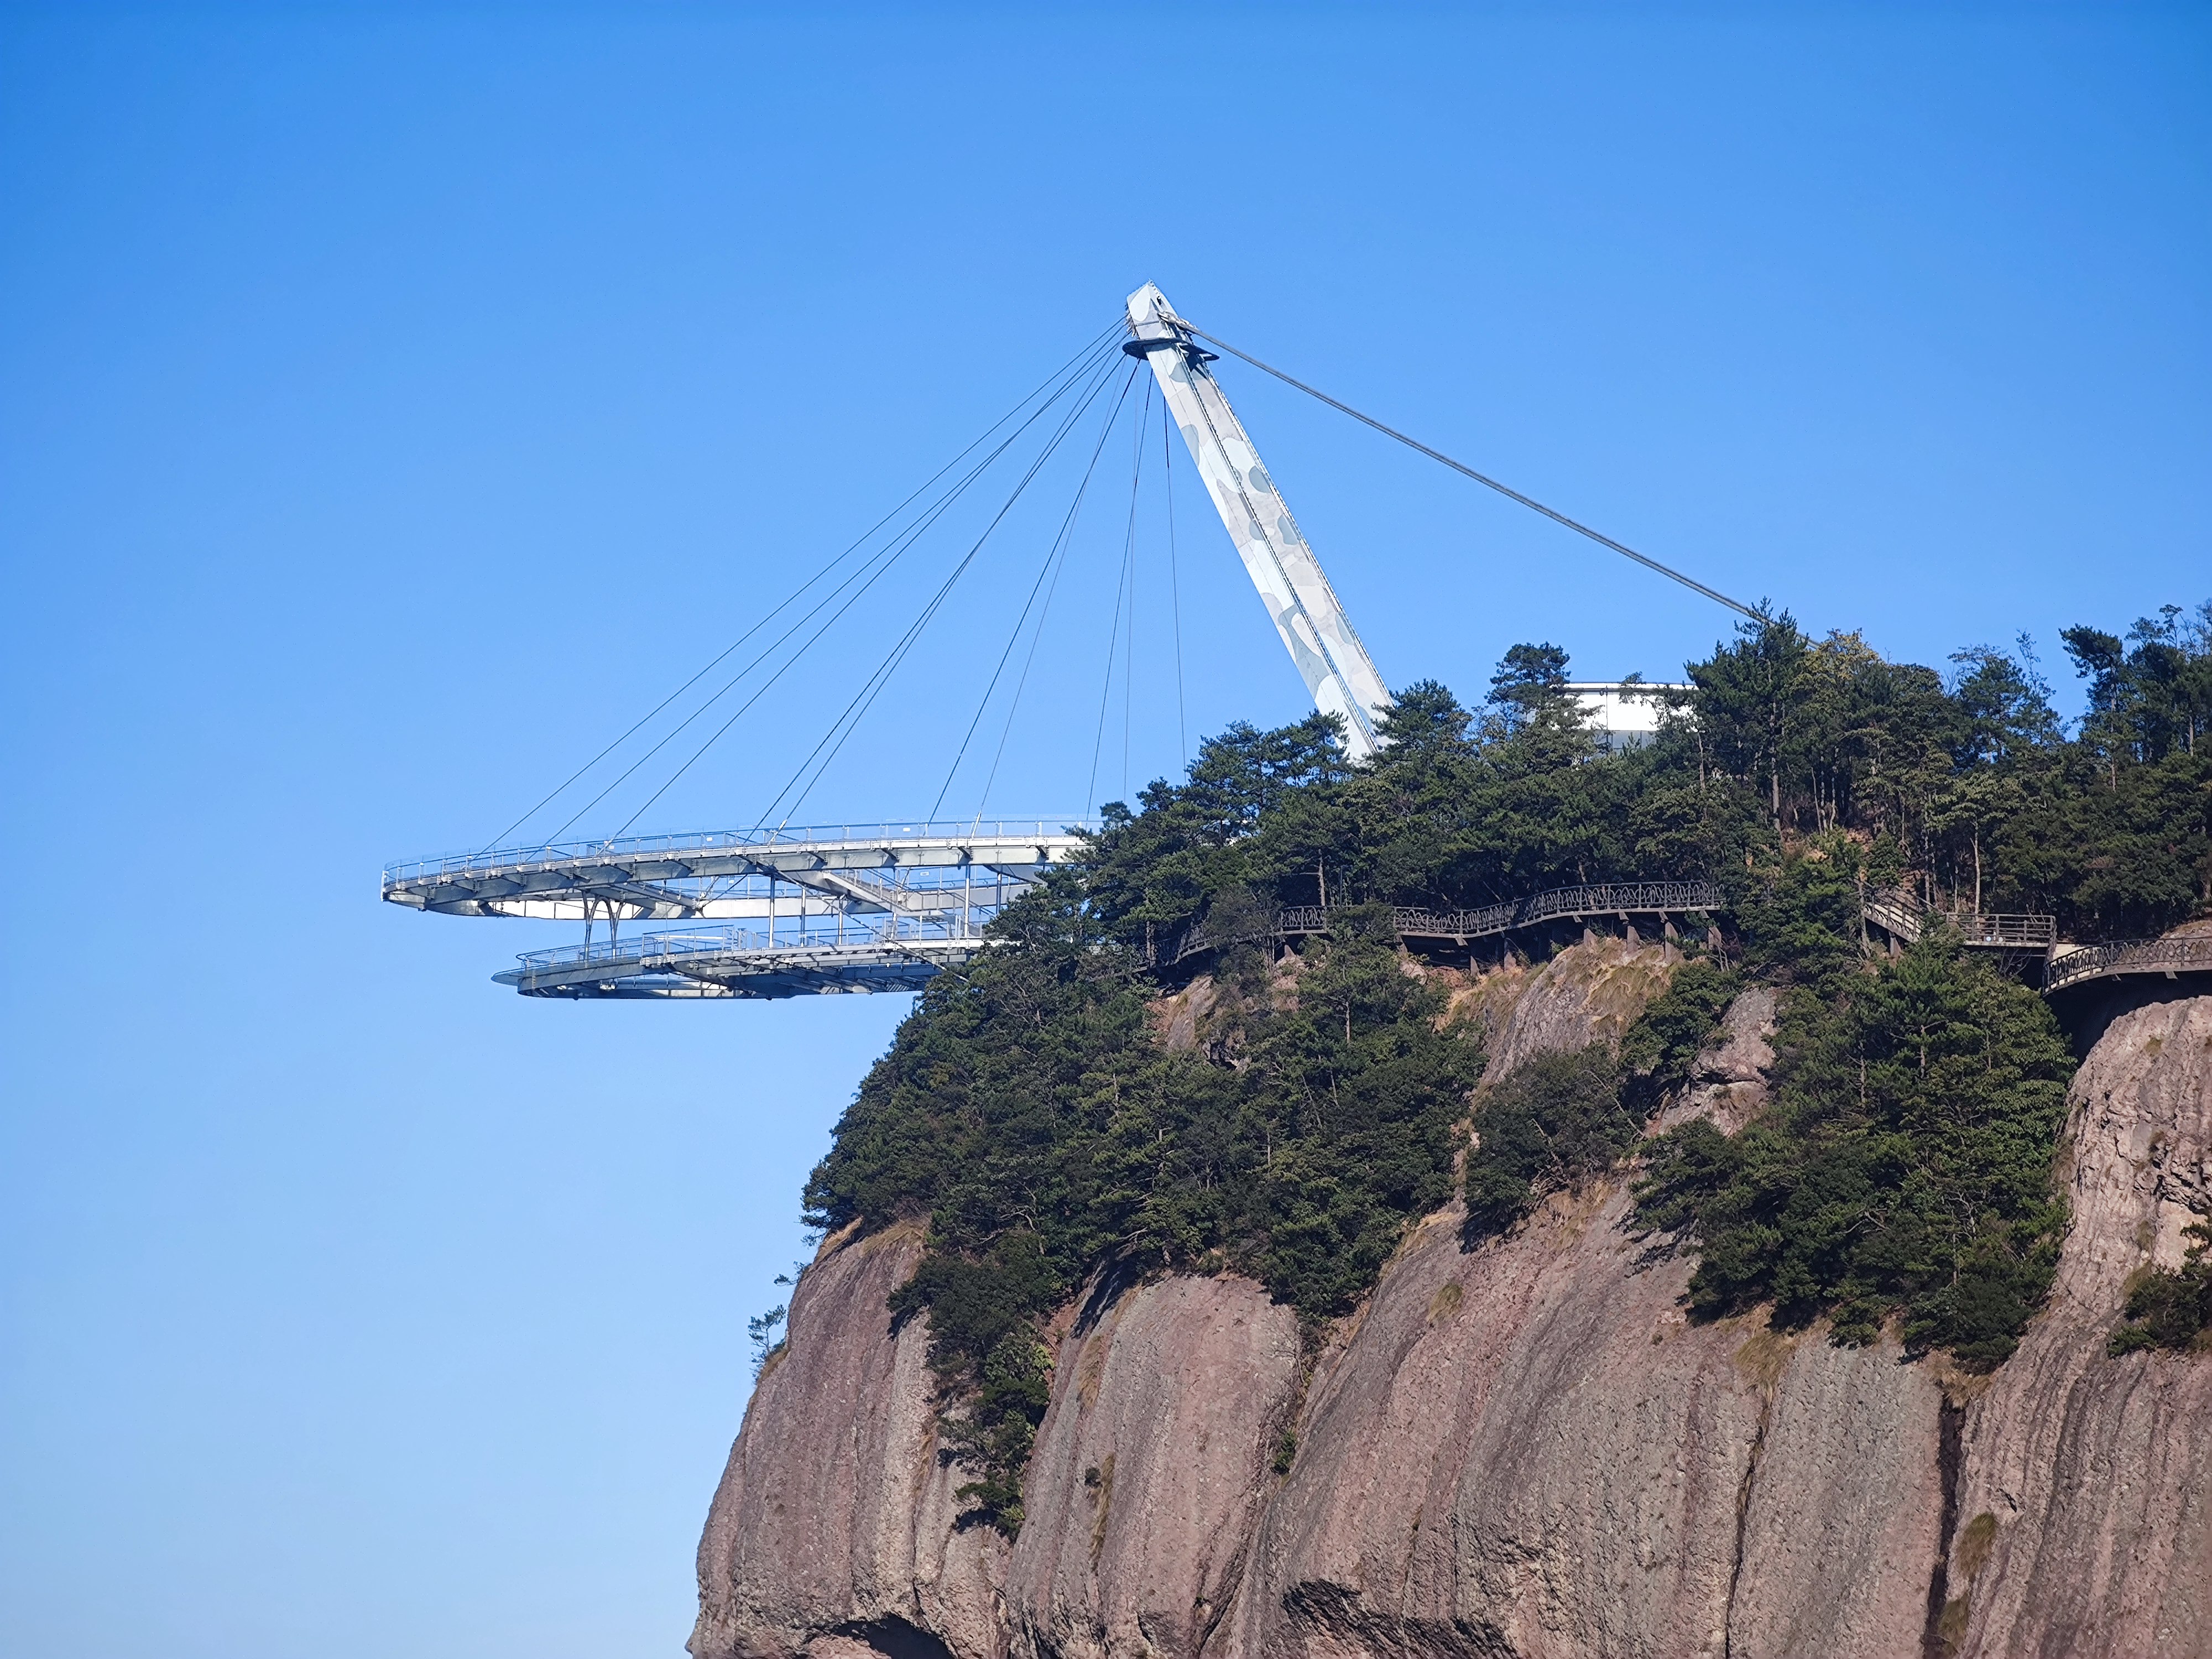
xmin=2 ymin=5 xmax=2205 ymax=1656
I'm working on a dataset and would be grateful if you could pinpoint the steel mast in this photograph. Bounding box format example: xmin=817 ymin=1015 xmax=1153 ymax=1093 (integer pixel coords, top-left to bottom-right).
xmin=1124 ymin=281 xmax=1392 ymax=760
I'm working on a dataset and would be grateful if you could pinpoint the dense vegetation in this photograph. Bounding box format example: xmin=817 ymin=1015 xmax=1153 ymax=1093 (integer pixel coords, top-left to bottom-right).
xmin=797 ymin=601 xmax=2211 ymax=1532
xmin=1634 ymin=933 xmax=2074 ymax=1366
xmin=804 ymin=893 xmax=1477 ymax=1529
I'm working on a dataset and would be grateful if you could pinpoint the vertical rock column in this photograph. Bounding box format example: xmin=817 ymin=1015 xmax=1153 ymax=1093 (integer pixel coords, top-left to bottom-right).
xmin=691 ymin=1222 xmax=1008 ymax=1659
xmin=1940 ymin=989 xmax=2212 ymax=1658
xmin=1006 ymin=1275 xmax=1301 ymax=1659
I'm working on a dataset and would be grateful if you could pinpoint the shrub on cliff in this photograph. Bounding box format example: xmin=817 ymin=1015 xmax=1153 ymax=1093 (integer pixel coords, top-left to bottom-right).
xmin=1619 ymin=957 xmax=1744 ymax=1109
xmin=2109 ymin=1222 xmax=2212 ymax=1355
xmin=1463 ymin=1045 xmax=1642 ymax=1238
xmin=1636 ymin=933 xmax=2074 ymax=1366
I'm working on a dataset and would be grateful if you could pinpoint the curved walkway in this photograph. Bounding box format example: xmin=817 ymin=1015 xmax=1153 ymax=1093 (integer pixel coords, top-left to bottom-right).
xmin=2044 ymin=935 xmax=2212 ymax=996
xmin=1165 ymin=880 xmax=1724 ymax=967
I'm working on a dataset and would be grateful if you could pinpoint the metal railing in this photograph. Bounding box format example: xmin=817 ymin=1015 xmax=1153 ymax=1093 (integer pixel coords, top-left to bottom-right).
xmin=2045 ymin=936 xmax=2212 ymax=995
xmin=383 ymin=818 xmax=1097 ymax=888
xmin=1955 ymin=913 xmax=2059 ymax=948
xmin=1862 ymin=885 xmax=2056 ymax=951
xmin=513 ymin=910 xmax=988 ymax=977
xmin=1517 ymin=880 xmax=1725 ymax=926
xmin=1165 ymin=880 xmax=1725 ymax=966
xmin=1862 ymin=886 xmax=1927 ymax=944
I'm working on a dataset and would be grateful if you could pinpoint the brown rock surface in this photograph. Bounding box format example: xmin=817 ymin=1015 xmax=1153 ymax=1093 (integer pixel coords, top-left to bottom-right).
xmin=1212 ymin=959 xmax=1939 ymax=1659
xmin=1941 ymin=988 xmax=2212 ymax=1659
xmin=1227 ymin=1185 xmax=1943 ymax=1659
xmin=691 ymin=1219 xmax=1005 ymax=1659
xmin=1481 ymin=940 xmax=1677 ymax=1079
xmin=693 ymin=969 xmax=2211 ymax=1659
xmin=1007 ymin=1275 xmax=1301 ymax=1659
xmin=1652 ymin=984 xmax=1777 ymax=1134
xmin=1154 ymin=975 xmax=1223 ymax=1055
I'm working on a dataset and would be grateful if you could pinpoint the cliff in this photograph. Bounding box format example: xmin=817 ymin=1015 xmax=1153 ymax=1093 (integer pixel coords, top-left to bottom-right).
xmin=692 ymin=942 xmax=2211 ymax=1659
xmin=1933 ymin=985 xmax=2212 ymax=1657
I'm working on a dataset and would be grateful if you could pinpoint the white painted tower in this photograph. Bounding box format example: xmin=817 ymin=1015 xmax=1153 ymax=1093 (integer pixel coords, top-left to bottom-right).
xmin=1124 ymin=283 xmax=1394 ymax=760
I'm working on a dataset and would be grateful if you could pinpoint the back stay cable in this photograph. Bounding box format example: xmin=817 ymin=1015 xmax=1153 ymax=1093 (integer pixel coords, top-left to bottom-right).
xmin=1179 ymin=322 xmax=1761 ymax=623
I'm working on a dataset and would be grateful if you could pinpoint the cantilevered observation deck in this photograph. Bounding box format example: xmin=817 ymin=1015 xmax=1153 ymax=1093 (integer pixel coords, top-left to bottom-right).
xmin=381 ymin=285 xmax=1807 ymax=1004
xmin=383 ymin=822 xmax=1091 ymax=999
xmin=494 ymin=916 xmax=994 ymax=999
xmin=383 ymin=821 xmax=1089 ymax=922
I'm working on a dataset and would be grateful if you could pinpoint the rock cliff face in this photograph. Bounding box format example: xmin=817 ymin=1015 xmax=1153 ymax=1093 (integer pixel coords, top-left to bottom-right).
xmin=1934 ymin=987 xmax=2212 ymax=1659
xmin=691 ymin=945 xmax=2211 ymax=1659
xmin=692 ymin=1218 xmax=1006 ymax=1659
xmin=1010 ymin=1275 xmax=1300 ymax=1659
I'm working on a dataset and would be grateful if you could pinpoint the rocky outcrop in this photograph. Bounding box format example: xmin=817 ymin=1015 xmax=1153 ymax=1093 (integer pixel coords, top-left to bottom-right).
xmin=1652 ymin=984 xmax=1776 ymax=1134
xmin=1459 ymin=939 xmax=1678 ymax=1081
xmin=1008 ymin=1275 xmax=1301 ymax=1659
xmin=1937 ymin=987 xmax=2212 ymax=1659
xmin=1225 ymin=1186 xmax=1942 ymax=1659
xmin=692 ymin=953 xmax=2212 ymax=1659
xmin=692 ymin=1219 xmax=1005 ymax=1659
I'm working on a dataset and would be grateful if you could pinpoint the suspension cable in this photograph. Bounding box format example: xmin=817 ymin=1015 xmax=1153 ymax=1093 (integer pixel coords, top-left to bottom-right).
xmin=969 ymin=524 xmax=1073 ymax=825
xmin=483 ymin=319 xmax=1126 ymax=854
xmin=766 ymin=362 xmax=1130 ymax=833
xmin=1180 ymin=322 xmax=1761 ymax=622
xmin=970 ymin=382 xmax=1152 ymax=822
xmin=1086 ymin=456 xmax=1139 ymax=815
xmin=931 ymin=364 xmax=1140 ymax=820
xmin=654 ymin=345 xmax=1127 ymax=839
xmin=1118 ymin=385 xmax=1142 ymax=803
xmin=568 ymin=335 xmax=1125 ymax=843
xmin=754 ymin=355 xmax=1139 ymax=832
xmin=1162 ymin=389 xmax=1187 ymax=766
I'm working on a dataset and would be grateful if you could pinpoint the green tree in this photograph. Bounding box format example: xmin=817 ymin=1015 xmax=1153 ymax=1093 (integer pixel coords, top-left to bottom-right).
xmin=1689 ymin=606 xmax=1812 ymax=828
xmin=1636 ymin=935 xmax=2073 ymax=1366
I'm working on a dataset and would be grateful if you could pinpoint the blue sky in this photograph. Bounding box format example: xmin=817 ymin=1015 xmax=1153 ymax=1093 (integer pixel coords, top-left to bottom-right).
xmin=2 ymin=5 xmax=2205 ymax=1656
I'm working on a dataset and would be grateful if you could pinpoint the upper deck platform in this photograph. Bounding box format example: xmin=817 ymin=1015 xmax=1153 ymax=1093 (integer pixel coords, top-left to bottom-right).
xmin=381 ymin=820 xmax=1094 ymax=922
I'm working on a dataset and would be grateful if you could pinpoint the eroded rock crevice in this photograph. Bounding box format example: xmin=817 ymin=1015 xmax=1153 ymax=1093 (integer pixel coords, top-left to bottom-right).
xmin=1917 ymin=1397 xmax=1966 ymax=1659
xmin=1720 ymin=1382 xmax=1774 ymax=1659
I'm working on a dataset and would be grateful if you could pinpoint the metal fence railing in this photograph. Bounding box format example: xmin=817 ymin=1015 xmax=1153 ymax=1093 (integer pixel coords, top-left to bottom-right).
xmin=1957 ymin=913 xmax=2059 ymax=948
xmin=1165 ymin=880 xmax=1726 ymax=966
xmin=513 ymin=910 xmax=989 ymax=977
xmin=2045 ymin=936 xmax=2212 ymax=995
xmin=1862 ymin=885 xmax=2056 ymax=951
xmin=383 ymin=819 xmax=1098 ymax=888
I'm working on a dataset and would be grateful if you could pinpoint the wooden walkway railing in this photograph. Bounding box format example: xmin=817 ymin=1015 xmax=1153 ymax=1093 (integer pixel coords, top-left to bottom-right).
xmin=1157 ymin=878 xmax=2212 ymax=1002
xmin=1164 ymin=880 xmax=1724 ymax=967
xmin=1861 ymin=885 xmax=2056 ymax=950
